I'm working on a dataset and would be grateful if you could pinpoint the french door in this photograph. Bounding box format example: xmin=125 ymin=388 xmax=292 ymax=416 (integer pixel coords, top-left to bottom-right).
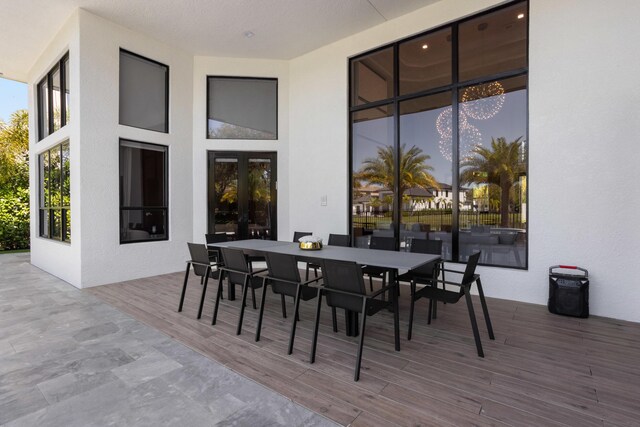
xmin=207 ymin=151 xmax=277 ymax=240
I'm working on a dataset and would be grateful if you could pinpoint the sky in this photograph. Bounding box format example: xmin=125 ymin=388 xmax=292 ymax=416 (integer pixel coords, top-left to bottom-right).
xmin=0 ymin=77 xmax=28 ymax=123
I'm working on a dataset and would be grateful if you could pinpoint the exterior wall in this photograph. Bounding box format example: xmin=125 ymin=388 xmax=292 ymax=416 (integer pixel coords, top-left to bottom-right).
xmin=28 ymin=12 xmax=81 ymax=287
xmin=288 ymin=0 xmax=640 ymax=322
xmin=192 ymin=57 xmax=290 ymax=242
xmin=75 ymin=10 xmax=194 ymax=287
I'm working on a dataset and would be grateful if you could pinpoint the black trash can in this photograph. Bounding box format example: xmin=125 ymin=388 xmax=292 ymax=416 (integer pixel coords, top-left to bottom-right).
xmin=548 ymin=265 xmax=589 ymax=318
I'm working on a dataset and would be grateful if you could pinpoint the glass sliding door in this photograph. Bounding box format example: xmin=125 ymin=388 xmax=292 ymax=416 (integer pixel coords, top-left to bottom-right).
xmin=208 ymin=152 xmax=276 ymax=240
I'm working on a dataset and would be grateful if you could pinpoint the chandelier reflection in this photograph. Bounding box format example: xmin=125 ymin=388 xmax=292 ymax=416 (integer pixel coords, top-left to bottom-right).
xmin=461 ymin=81 xmax=505 ymax=120
xmin=438 ymin=122 xmax=482 ymax=162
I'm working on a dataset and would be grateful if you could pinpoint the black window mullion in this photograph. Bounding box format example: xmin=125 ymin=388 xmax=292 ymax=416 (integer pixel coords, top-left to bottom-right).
xmin=392 ymin=44 xmax=401 ymax=251
xmin=451 ymin=23 xmax=460 ymax=262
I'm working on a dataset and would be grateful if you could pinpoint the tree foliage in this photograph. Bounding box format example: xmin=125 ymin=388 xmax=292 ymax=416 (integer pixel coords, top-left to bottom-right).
xmin=460 ymin=137 xmax=525 ymax=226
xmin=0 ymin=110 xmax=30 ymax=250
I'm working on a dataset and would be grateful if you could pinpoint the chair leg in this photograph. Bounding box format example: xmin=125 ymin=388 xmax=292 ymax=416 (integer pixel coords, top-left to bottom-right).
xmin=408 ymin=280 xmax=416 ymax=340
xmin=310 ymin=290 xmax=323 ymax=364
xmin=236 ymin=276 xmax=250 ymax=335
xmin=391 ymin=270 xmax=400 ymax=352
xmin=331 ymin=307 xmax=338 ymax=332
xmin=212 ymin=271 xmax=225 ymax=325
xmin=464 ymin=289 xmax=484 ymax=357
xmin=368 ymin=275 xmax=374 ymax=292
xmin=280 ymin=294 xmax=287 ymax=318
xmin=197 ymin=267 xmax=211 ymax=319
xmin=178 ymin=263 xmax=190 ymax=312
xmin=288 ymin=285 xmax=302 ymax=355
xmin=251 ymin=286 xmax=257 ymax=310
xmin=476 ymin=278 xmax=495 ymax=340
xmin=255 ymin=277 xmax=268 ymax=342
xmin=305 ymin=263 xmax=310 ymax=281
xmin=314 ymin=266 xmax=318 ymax=278
xmin=354 ymin=299 xmax=368 ymax=382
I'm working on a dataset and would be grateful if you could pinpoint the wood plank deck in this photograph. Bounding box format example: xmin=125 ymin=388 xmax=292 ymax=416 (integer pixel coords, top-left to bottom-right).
xmin=88 ymin=271 xmax=640 ymax=426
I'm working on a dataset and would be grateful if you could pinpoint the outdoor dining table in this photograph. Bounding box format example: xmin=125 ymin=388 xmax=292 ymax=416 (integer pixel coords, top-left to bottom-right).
xmin=208 ymin=239 xmax=441 ymax=351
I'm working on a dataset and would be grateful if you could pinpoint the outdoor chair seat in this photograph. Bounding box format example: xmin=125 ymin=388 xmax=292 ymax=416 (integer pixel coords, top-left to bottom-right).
xmin=178 ymin=242 xmax=222 ymax=320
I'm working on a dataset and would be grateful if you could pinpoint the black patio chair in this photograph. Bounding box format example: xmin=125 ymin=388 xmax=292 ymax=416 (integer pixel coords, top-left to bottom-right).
xmin=305 ymin=233 xmax=350 ymax=280
xmin=205 ymin=233 xmax=228 ymax=263
xmin=212 ymin=247 xmax=267 ymax=335
xmin=293 ymin=231 xmax=312 ymax=242
xmin=256 ymin=252 xmax=324 ymax=354
xmin=397 ymin=239 xmax=442 ymax=340
xmin=415 ymin=251 xmax=495 ymax=357
xmin=361 ymin=236 xmax=395 ymax=292
xmin=178 ymin=242 xmax=222 ymax=319
xmin=310 ymin=259 xmax=398 ymax=381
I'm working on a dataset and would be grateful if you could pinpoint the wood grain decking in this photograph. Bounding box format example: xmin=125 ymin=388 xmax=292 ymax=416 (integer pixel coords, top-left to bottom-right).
xmin=88 ymin=271 xmax=640 ymax=426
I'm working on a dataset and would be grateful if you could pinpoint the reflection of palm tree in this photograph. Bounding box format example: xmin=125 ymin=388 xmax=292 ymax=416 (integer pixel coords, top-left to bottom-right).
xmin=460 ymin=137 xmax=525 ymax=227
xmin=220 ymin=165 xmax=270 ymax=204
xmin=356 ymin=144 xmax=438 ymax=205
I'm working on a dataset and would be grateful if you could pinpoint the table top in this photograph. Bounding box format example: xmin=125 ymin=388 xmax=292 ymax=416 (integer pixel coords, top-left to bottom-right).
xmin=210 ymin=239 xmax=439 ymax=271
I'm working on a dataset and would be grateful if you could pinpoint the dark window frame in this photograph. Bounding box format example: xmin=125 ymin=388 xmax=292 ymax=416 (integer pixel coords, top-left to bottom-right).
xmin=119 ymin=138 xmax=169 ymax=244
xmin=206 ymin=76 xmax=278 ymax=140
xmin=348 ymin=0 xmax=529 ymax=269
xmin=39 ymin=141 xmax=71 ymax=242
xmin=37 ymin=52 xmax=69 ymax=141
xmin=119 ymin=49 xmax=170 ymax=133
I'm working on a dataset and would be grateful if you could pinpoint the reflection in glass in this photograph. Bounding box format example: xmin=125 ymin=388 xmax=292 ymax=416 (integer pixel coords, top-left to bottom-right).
xmin=52 ymin=67 xmax=61 ymax=132
xmin=38 ymin=79 xmax=49 ymax=137
xmin=351 ymin=47 xmax=394 ymax=106
xmin=351 ymin=104 xmax=394 ymax=247
xmin=213 ymin=158 xmax=239 ymax=238
xmin=399 ymin=29 xmax=451 ymax=95
xmin=399 ymin=92 xmax=452 ymax=259
xmin=248 ymin=159 xmax=272 ymax=239
xmin=458 ymin=2 xmax=527 ymax=82
xmin=49 ymin=146 xmax=61 ymax=207
xmin=119 ymin=140 xmax=168 ymax=242
xmin=459 ymin=75 xmax=527 ymax=267
xmin=64 ymin=57 xmax=70 ymax=123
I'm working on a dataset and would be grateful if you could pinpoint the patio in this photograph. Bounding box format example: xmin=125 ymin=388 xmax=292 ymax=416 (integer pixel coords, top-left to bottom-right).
xmin=86 ymin=258 xmax=640 ymax=426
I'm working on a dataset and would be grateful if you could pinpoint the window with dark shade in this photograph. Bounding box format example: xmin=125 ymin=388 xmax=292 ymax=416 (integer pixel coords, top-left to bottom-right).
xmin=119 ymin=50 xmax=169 ymax=133
xmin=207 ymin=77 xmax=277 ymax=140
xmin=350 ymin=0 xmax=528 ymax=269
xmin=119 ymin=139 xmax=168 ymax=243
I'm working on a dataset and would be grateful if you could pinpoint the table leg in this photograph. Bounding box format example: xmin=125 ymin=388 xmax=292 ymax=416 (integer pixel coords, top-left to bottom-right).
xmin=391 ymin=269 xmax=400 ymax=351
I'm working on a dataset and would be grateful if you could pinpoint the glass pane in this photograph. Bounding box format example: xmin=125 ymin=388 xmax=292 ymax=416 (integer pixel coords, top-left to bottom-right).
xmin=38 ymin=79 xmax=49 ymax=138
xmin=52 ymin=66 xmax=61 ymax=132
xmin=119 ymin=140 xmax=167 ymax=208
xmin=64 ymin=209 xmax=71 ymax=242
xmin=399 ymin=29 xmax=452 ymax=95
xmin=207 ymin=78 xmax=277 ymax=139
xmin=399 ymin=92 xmax=452 ymax=259
xmin=40 ymin=209 xmax=49 ymax=238
xmin=120 ymin=208 xmax=167 ymax=242
xmin=459 ymin=75 xmax=527 ymax=267
xmin=64 ymin=57 xmax=70 ymax=123
xmin=62 ymin=142 xmax=70 ymax=206
xmin=213 ymin=158 xmax=239 ymax=239
xmin=40 ymin=151 xmax=50 ymax=207
xmin=49 ymin=147 xmax=61 ymax=207
xmin=52 ymin=209 xmax=62 ymax=240
xmin=458 ymin=3 xmax=528 ymax=82
xmin=247 ymin=158 xmax=273 ymax=239
xmin=351 ymin=104 xmax=394 ymax=247
xmin=119 ymin=50 xmax=168 ymax=132
xmin=351 ymin=47 xmax=394 ymax=106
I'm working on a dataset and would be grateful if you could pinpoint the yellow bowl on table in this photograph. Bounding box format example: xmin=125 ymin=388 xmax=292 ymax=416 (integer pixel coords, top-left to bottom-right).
xmin=299 ymin=241 xmax=322 ymax=250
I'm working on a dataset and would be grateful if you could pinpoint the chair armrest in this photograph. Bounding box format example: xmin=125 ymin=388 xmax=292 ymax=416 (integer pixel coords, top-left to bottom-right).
xmin=369 ymin=282 xmax=397 ymax=298
xmin=220 ymin=266 xmax=267 ymax=276
xmin=187 ymin=260 xmax=219 ymax=268
xmin=301 ymin=275 xmax=323 ymax=286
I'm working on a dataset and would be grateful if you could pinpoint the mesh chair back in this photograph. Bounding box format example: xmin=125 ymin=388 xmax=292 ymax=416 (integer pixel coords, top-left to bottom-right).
xmin=220 ymin=247 xmax=250 ymax=285
xmin=205 ymin=233 xmax=229 ymax=244
xmin=369 ymin=236 xmax=395 ymax=251
xmin=410 ymin=239 xmax=442 ymax=277
xmin=187 ymin=243 xmax=210 ymax=277
xmin=321 ymin=259 xmax=367 ymax=312
xmin=293 ymin=231 xmax=312 ymax=242
xmin=328 ymin=233 xmax=350 ymax=247
xmin=265 ymin=252 xmax=301 ymax=296
xmin=462 ymin=251 xmax=481 ymax=285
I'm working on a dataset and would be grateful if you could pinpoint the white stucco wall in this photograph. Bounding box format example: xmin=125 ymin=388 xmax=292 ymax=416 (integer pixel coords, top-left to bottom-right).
xmin=288 ymin=0 xmax=640 ymax=322
xmin=28 ymin=12 xmax=81 ymax=287
xmin=192 ymin=57 xmax=290 ymax=242
xmin=75 ymin=10 xmax=193 ymax=287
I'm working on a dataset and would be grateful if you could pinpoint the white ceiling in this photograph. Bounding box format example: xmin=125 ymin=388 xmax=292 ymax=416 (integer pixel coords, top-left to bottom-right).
xmin=0 ymin=0 xmax=442 ymax=82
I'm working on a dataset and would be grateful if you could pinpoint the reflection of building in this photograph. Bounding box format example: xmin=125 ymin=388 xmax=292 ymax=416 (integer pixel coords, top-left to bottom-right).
xmin=352 ymin=182 xmax=471 ymax=212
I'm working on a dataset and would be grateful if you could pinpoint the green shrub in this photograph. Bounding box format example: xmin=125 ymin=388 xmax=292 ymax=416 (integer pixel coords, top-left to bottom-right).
xmin=0 ymin=187 xmax=30 ymax=250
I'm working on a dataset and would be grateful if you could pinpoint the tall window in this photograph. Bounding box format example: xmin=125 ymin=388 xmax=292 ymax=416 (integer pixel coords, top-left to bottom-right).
xmin=119 ymin=49 xmax=169 ymax=133
xmin=207 ymin=77 xmax=277 ymax=139
xmin=350 ymin=1 xmax=528 ymax=268
xmin=37 ymin=53 xmax=69 ymax=141
xmin=39 ymin=142 xmax=70 ymax=242
xmin=119 ymin=140 xmax=168 ymax=243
